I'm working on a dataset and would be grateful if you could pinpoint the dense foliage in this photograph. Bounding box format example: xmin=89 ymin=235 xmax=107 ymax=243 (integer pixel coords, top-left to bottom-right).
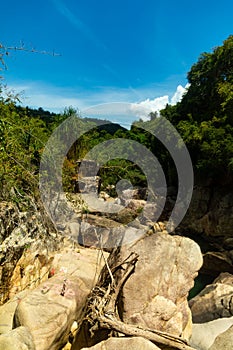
xmin=1 ymin=35 xmax=233 ymax=204
xmin=0 ymin=101 xmax=48 ymax=201
xmin=157 ymin=35 xmax=233 ymax=181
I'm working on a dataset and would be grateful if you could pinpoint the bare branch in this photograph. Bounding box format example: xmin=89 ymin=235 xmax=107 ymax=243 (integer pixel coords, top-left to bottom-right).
xmin=83 ymin=250 xmax=196 ymax=350
xmin=0 ymin=42 xmax=61 ymax=57
xmin=99 ymin=315 xmax=196 ymax=350
xmin=0 ymin=41 xmax=61 ymax=78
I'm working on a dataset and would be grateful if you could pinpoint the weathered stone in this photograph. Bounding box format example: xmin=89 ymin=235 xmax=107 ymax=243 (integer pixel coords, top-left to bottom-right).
xmin=120 ymin=226 xmax=148 ymax=246
xmin=50 ymin=247 xmax=108 ymax=289
xmin=98 ymin=191 xmax=110 ymax=201
xmin=121 ymin=188 xmax=148 ymax=200
xmin=72 ymin=232 xmax=202 ymax=349
xmin=0 ymin=202 xmax=18 ymax=243
xmin=78 ymin=214 xmax=149 ymax=250
xmin=62 ymin=343 xmax=72 ymax=350
xmin=109 ymin=207 xmax=138 ymax=225
xmin=189 ymin=272 xmax=233 ymax=323
xmin=178 ymin=185 xmax=233 ymax=241
xmin=124 ymin=199 xmax=146 ymax=212
xmin=13 ymin=275 xmax=86 ymax=350
xmin=228 ymin=249 xmax=233 ymax=262
xmin=13 ymin=247 xmax=108 ymax=350
xmin=0 ymin=291 xmax=28 ymax=334
xmin=214 ymin=272 xmax=233 ymax=285
xmin=8 ymin=248 xmax=54 ymax=299
xmin=81 ymin=337 xmax=161 ymax=350
xmin=78 ymin=176 xmax=100 ymax=194
xmin=118 ymin=232 xmax=202 ymax=340
xmin=79 ymin=214 xmax=120 ymax=248
xmin=209 ymin=324 xmax=233 ymax=350
xmin=190 ymin=317 xmax=233 ymax=350
xmin=82 ymin=194 xmax=124 ymax=214
xmin=66 ymin=221 xmax=80 ymax=243
xmin=0 ymin=326 xmax=35 ymax=350
xmin=0 ymin=201 xmax=59 ymax=305
xmin=83 ymin=214 xmax=120 ymax=229
xmin=141 ymin=202 xmax=165 ymax=224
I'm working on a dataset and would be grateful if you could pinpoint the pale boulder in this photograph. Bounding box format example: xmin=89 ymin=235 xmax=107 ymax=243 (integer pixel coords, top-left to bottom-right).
xmin=0 ymin=291 xmax=28 ymax=335
xmin=13 ymin=275 xmax=87 ymax=350
xmin=81 ymin=336 xmax=161 ymax=350
xmin=0 ymin=326 xmax=35 ymax=350
xmin=190 ymin=316 xmax=233 ymax=350
xmin=13 ymin=248 xmax=108 ymax=350
xmin=50 ymin=247 xmax=108 ymax=288
xmin=209 ymin=324 xmax=233 ymax=350
xmin=119 ymin=232 xmax=203 ymax=340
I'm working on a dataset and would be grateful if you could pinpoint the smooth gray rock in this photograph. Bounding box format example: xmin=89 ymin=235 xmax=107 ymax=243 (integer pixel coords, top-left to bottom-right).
xmin=190 ymin=317 xmax=233 ymax=350
xmin=209 ymin=324 xmax=233 ymax=350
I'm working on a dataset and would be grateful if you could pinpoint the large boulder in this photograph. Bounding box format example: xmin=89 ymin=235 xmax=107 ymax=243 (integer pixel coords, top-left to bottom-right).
xmin=78 ymin=214 xmax=150 ymax=250
xmin=79 ymin=216 xmax=119 ymax=249
xmin=81 ymin=337 xmax=161 ymax=350
xmin=209 ymin=324 xmax=233 ymax=350
xmin=13 ymin=275 xmax=88 ymax=350
xmin=189 ymin=272 xmax=233 ymax=323
xmin=190 ymin=317 xmax=233 ymax=350
xmin=0 ymin=326 xmax=35 ymax=350
xmin=50 ymin=246 xmax=108 ymax=289
xmin=0 ymin=290 xmax=28 ymax=335
xmin=72 ymin=232 xmax=202 ymax=349
xmin=8 ymin=248 xmax=54 ymax=300
xmin=0 ymin=201 xmax=59 ymax=304
xmin=12 ymin=247 xmax=108 ymax=350
xmin=118 ymin=232 xmax=203 ymax=340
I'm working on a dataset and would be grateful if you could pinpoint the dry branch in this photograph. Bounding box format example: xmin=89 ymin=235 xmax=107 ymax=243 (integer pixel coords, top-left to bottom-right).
xmin=0 ymin=42 xmax=60 ymax=76
xmin=83 ymin=249 xmax=196 ymax=350
xmin=99 ymin=315 xmax=196 ymax=350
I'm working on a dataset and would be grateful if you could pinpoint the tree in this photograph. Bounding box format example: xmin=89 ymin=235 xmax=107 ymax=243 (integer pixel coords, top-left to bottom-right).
xmin=179 ymin=35 xmax=233 ymax=124
xmin=134 ymin=36 xmax=233 ymax=182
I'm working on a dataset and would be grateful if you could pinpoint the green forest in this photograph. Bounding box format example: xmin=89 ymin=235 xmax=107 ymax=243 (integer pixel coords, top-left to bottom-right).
xmin=1 ymin=35 xmax=233 ymax=207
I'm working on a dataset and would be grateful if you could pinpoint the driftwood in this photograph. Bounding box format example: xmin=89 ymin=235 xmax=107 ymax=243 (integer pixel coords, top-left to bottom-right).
xmin=82 ymin=247 xmax=196 ymax=350
xmin=99 ymin=315 xmax=195 ymax=350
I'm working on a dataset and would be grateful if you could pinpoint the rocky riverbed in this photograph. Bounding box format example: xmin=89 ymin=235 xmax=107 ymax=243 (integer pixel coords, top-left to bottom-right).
xmin=0 ymin=185 xmax=233 ymax=350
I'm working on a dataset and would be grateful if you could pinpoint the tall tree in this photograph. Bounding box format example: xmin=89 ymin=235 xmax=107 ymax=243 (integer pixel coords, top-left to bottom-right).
xmin=179 ymin=35 xmax=233 ymax=124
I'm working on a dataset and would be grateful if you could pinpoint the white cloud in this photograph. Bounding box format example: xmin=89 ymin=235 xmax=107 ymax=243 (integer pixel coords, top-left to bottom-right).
xmin=130 ymin=83 xmax=190 ymax=121
xmin=6 ymin=80 xmax=189 ymax=128
xmin=130 ymin=95 xmax=169 ymax=120
xmin=171 ymin=84 xmax=189 ymax=105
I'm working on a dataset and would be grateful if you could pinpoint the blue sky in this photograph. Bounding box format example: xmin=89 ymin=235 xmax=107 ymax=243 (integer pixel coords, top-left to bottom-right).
xmin=1 ymin=0 xmax=233 ymax=126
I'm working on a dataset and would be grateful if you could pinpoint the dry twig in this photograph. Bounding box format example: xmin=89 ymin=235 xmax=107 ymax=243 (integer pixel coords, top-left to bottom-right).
xmin=82 ymin=249 xmax=196 ymax=350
